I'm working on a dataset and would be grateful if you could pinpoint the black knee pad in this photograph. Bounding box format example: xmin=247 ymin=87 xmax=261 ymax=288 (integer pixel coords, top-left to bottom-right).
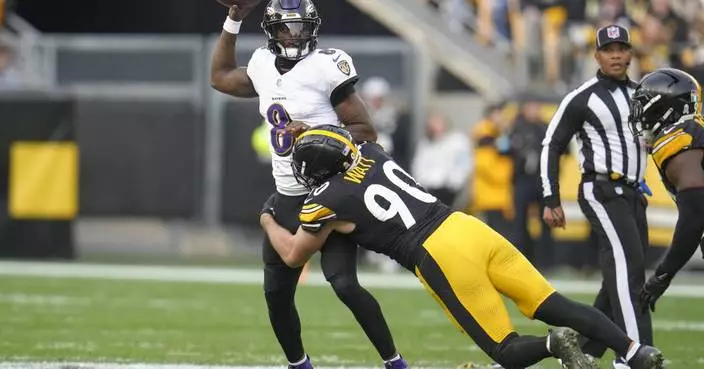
xmin=327 ymin=274 xmax=362 ymax=300
xmin=263 ymin=264 xmax=301 ymax=306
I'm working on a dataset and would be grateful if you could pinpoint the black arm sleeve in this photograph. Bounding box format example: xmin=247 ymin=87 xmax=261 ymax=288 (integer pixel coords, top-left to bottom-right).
xmin=540 ymin=92 xmax=585 ymax=208
xmin=330 ymin=77 xmax=359 ymax=107
xmin=657 ymin=187 xmax=704 ymax=277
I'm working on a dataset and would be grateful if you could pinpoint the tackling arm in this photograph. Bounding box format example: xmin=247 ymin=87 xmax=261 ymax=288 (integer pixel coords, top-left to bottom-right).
xmin=260 ymin=213 xmax=334 ymax=268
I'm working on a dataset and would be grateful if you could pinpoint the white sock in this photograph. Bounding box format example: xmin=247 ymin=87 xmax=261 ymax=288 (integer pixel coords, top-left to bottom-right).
xmin=546 ymin=335 xmax=552 ymax=354
xmin=625 ymin=343 xmax=641 ymax=362
xmin=384 ymin=354 xmax=401 ymax=363
xmin=289 ymin=354 xmax=308 ymax=366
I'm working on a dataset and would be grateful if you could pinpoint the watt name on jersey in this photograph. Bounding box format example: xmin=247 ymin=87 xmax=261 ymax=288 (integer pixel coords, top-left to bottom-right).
xmin=298 ymin=143 xmax=453 ymax=270
xmin=246 ymin=47 xmax=358 ymax=196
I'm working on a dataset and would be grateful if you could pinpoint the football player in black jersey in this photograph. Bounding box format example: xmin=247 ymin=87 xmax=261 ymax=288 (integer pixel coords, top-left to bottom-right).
xmin=259 ymin=125 xmax=666 ymax=369
xmin=628 ymin=67 xmax=704 ymax=313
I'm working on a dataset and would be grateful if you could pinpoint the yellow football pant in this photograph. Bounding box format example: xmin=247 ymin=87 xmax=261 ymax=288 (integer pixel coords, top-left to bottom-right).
xmin=415 ymin=212 xmax=556 ymax=348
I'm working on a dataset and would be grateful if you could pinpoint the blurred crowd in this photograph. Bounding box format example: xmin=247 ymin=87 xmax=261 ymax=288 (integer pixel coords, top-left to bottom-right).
xmin=0 ymin=0 xmax=31 ymax=91
xmin=426 ymin=0 xmax=704 ymax=91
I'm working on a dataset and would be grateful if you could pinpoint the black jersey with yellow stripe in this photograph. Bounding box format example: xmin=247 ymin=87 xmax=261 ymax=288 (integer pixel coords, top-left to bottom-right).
xmin=299 ymin=142 xmax=453 ymax=270
xmin=650 ymin=116 xmax=704 ymax=196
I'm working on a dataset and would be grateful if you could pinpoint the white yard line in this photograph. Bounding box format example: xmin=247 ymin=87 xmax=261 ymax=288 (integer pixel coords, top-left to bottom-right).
xmin=1 ymin=261 xmax=704 ymax=297
xmin=0 ymin=364 xmax=454 ymax=369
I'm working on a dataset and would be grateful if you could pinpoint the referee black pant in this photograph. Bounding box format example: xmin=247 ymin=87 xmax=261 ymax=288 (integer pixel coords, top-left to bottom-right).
xmin=577 ymin=179 xmax=653 ymax=358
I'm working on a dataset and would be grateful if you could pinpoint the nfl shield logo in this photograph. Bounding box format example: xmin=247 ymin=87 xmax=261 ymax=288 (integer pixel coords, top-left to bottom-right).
xmin=607 ymin=26 xmax=620 ymax=39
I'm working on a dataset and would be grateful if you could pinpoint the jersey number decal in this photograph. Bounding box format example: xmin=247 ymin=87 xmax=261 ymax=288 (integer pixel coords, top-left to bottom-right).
xmin=266 ymin=103 xmax=294 ymax=156
xmin=364 ymin=161 xmax=436 ymax=229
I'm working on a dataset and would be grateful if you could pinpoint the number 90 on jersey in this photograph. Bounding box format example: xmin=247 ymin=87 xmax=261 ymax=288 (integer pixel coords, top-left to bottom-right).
xmin=266 ymin=103 xmax=295 ymax=156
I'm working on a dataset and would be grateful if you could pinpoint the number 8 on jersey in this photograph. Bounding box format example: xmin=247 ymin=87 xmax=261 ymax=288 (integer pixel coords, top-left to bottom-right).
xmin=266 ymin=103 xmax=294 ymax=156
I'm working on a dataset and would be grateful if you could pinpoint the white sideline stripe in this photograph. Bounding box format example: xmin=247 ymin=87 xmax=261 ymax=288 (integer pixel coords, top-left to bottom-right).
xmin=0 ymin=365 xmax=442 ymax=369
xmin=1 ymin=261 xmax=704 ymax=297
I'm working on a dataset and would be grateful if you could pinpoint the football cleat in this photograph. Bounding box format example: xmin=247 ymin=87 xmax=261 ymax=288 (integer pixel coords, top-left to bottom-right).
xmin=628 ymin=345 xmax=665 ymax=369
xmin=288 ymin=355 xmax=314 ymax=369
xmin=548 ymin=327 xmax=598 ymax=369
xmin=384 ymin=355 xmax=408 ymax=369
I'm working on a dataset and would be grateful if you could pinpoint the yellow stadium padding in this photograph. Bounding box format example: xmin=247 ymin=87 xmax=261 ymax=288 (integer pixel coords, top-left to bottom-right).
xmin=9 ymin=141 xmax=79 ymax=220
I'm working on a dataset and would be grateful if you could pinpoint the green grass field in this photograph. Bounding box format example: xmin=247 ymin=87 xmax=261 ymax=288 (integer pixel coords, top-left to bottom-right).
xmin=0 ymin=263 xmax=703 ymax=368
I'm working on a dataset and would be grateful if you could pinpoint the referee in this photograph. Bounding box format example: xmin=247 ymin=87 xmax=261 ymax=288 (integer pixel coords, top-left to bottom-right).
xmin=539 ymin=24 xmax=652 ymax=367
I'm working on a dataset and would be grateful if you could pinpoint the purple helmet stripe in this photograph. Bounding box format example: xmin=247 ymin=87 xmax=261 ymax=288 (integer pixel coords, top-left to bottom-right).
xmin=280 ymin=0 xmax=301 ymax=10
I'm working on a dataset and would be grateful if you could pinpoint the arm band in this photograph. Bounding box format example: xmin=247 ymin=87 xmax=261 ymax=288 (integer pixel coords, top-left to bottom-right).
xmin=223 ymin=17 xmax=242 ymax=34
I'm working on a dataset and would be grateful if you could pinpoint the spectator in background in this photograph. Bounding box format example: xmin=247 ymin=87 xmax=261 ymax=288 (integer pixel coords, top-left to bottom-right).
xmin=361 ymin=77 xmax=399 ymax=156
xmin=509 ymin=98 xmax=554 ymax=272
xmin=514 ymin=0 xmax=568 ymax=87
xmin=623 ymin=0 xmax=684 ymax=78
xmin=491 ymin=0 xmax=512 ymax=41
xmin=411 ymin=112 xmax=471 ymax=207
xmin=598 ymin=0 xmax=630 ymax=26
xmin=0 ymin=38 xmax=22 ymax=89
xmin=563 ymin=0 xmax=590 ymax=86
xmin=685 ymin=10 xmax=704 ymax=83
xmin=468 ymin=103 xmax=513 ymax=240
xmin=0 ymin=0 xmax=6 ymax=28
xmin=439 ymin=0 xmax=473 ymax=34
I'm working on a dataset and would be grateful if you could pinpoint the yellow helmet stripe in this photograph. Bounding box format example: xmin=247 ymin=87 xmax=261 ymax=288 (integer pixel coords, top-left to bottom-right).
xmin=297 ymin=129 xmax=359 ymax=157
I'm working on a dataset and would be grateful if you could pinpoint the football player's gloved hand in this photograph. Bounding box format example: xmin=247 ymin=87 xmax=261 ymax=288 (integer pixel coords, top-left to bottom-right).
xmin=260 ymin=193 xmax=277 ymax=218
xmin=640 ymin=270 xmax=673 ymax=313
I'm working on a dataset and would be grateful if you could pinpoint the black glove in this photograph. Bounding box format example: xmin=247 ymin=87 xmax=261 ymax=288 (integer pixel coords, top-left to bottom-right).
xmin=640 ymin=271 xmax=673 ymax=313
xmin=260 ymin=193 xmax=277 ymax=217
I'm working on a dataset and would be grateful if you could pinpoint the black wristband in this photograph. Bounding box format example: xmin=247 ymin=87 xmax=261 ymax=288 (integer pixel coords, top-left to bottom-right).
xmin=543 ymin=195 xmax=561 ymax=209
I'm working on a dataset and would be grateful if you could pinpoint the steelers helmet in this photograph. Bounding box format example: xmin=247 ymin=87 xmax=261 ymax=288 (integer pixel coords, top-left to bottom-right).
xmin=629 ymin=68 xmax=702 ymax=137
xmin=291 ymin=125 xmax=358 ymax=189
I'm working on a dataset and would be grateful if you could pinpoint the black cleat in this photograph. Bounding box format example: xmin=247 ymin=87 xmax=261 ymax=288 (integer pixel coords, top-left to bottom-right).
xmin=548 ymin=327 xmax=598 ymax=369
xmin=628 ymin=345 xmax=665 ymax=369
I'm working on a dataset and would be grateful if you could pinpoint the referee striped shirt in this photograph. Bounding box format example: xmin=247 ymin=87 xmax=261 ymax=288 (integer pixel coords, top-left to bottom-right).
xmin=540 ymin=71 xmax=647 ymax=207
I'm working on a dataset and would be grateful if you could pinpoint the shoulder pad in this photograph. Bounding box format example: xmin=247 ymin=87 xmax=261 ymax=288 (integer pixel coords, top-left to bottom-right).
xmin=313 ymin=49 xmax=357 ymax=92
xmin=651 ymin=117 xmax=704 ymax=168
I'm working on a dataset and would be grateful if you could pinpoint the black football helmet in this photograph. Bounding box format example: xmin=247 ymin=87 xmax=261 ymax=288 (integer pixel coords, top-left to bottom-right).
xmin=261 ymin=0 xmax=321 ymax=60
xmin=291 ymin=125 xmax=359 ymax=189
xmin=629 ymin=68 xmax=702 ymax=138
